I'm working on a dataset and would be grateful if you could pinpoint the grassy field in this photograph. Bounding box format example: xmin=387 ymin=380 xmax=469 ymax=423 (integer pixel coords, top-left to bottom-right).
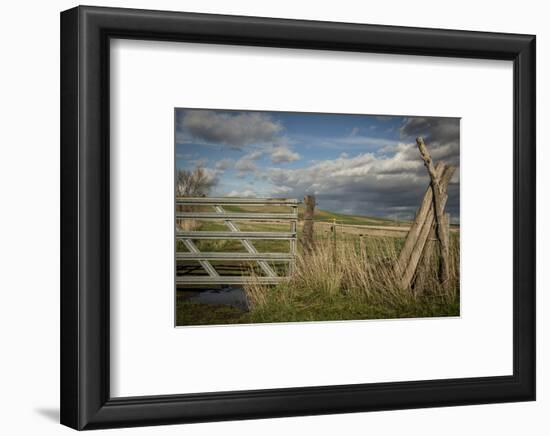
xmin=223 ymin=204 xmax=404 ymax=226
xmin=176 ymin=206 xmax=460 ymax=326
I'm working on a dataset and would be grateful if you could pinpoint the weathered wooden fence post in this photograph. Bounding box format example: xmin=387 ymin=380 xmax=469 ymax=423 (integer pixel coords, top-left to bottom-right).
xmin=396 ymin=161 xmax=445 ymax=277
xmin=302 ymin=195 xmax=316 ymax=253
xmin=417 ymin=137 xmax=451 ymax=285
xmin=331 ymin=218 xmax=337 ymax=263
xmin=414 ymin=223 xmax=436 ymax=294
xmin=395 ymin=138 xmax=456 ymax=291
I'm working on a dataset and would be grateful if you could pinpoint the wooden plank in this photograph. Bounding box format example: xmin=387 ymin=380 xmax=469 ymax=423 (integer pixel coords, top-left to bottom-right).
xmin=176 ymin=212 xmax=297 ymax=220
xmin=176 ymin=276 xmax=283 ymax=285
xmin=413 ymin=222 xmax=436 ymax=295
xmin=417 ymin=137 xmax=455 ymax=285
xmin=399 ymin=164 xmax=455 ymax=290
xmin=176 ymin=252 xmax=293 ymax=261
xmin=395 ymin=162 xmax=445 ymax=275
xmin=400 ymin=205 xmax=436 ymax=290
xmin=176 ymin=197 xmax=299 ymax=205
xmin=177 ymin=231 xmax=296 ymax=239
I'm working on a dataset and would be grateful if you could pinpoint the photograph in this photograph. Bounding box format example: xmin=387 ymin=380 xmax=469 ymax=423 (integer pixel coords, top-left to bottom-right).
xmin=175 ymin=108 xmax=460 ymax=326
xmin=0 ymin=1 xmax=540 ymax=433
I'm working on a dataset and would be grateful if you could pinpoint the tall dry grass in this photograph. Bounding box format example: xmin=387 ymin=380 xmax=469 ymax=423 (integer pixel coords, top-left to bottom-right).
xmin=243 ymin=234 xmax=459 ymax=316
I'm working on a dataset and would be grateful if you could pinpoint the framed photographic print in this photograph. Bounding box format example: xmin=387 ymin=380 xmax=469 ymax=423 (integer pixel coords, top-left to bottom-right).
xmin=60 ymin=6 xmax=535 ymax=430
xmin=174 ymin=109 xmax=461 ymax=326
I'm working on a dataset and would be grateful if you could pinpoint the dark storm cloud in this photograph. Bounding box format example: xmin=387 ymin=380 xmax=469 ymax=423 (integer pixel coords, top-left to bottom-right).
xmin=400 ymin=117 xmax=460 ymax=166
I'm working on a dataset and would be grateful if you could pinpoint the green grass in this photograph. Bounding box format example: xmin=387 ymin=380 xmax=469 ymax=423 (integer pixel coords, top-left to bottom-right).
xmin=244 ymin=291 xmax=459 ymax=324
xmin=176 ymin=289 xmax=459 ymax=326
xmin=176 ymin=203 xmax=460 ymax=326
xmin=176 ymin=205 xmax=411 ymax=258
xmin=223 ymin=204 xmax=402 ymax=226
xmin=176 ymin=297 xmax=246 ymax=325
xmin=176 ymin=234 xmax=460 ymax=326
xmin=177 ymin=221 xmax=290 ymax=253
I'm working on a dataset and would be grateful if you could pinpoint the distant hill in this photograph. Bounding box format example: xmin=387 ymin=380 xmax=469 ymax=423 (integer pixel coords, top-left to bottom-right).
xmin=223 ymin=203 xmax=408 ymax=227
xmin=308 ymin=208 xmax=404 ymax=226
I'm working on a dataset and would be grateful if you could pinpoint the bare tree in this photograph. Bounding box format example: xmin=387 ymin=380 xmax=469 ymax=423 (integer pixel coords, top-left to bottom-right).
xmin=176 ymin=167 xmax=216 ymax=231
xmin=176 ymin=167 xmax=215 ymax=197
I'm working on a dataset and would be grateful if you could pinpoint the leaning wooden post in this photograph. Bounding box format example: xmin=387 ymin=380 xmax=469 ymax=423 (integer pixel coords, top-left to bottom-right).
xmin=398 ymin=164 xmax=454 ymax=290
xmin=415 ymin=223 xmax=436 ymax=294
xmin=302 ymin=195 xmax=316 ymax=253
xmin=442 ymin=212 xmax=451 ymax=278
xmin=396 ymin=162 xmax=445 ymax=276
xmin=417 ymin=137 xmax=451 ymax=285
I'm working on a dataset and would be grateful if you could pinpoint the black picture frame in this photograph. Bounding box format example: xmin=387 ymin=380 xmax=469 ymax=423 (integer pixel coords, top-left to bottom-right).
xmin=60 ymin=5 xmax=536 ymax=430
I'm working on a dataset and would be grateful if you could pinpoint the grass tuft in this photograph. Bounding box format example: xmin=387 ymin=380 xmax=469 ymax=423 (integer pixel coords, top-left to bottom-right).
xmin=241 ymin=234 xmax=459 ymax=324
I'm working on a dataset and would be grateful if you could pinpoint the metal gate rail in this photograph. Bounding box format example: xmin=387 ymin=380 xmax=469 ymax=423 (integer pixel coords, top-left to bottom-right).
xmin=176 ymin=197 xmax=298 ymax=285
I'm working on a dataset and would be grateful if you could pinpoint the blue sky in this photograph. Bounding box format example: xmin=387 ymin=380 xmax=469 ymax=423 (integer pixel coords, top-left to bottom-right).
xmin=175 ymin=109 xmax=460 ymax=222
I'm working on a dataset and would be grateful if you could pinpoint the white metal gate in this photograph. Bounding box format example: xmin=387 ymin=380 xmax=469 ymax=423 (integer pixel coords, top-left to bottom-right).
xmin=176 ymin=197 xmax=298 ymax=285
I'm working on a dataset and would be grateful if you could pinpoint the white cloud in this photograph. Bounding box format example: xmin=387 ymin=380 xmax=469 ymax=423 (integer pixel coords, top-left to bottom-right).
xmin=235 ymin=160 xmax=256 ymax=172
xmin=201 ymin=167 xmax=221 ymax=183
xmin=264 ymin=115 xmax=460 ymax=220
xmin=266 ymin=143 xmax=457 ymax=219
xmin=226 ymin=189 xmax=257 ymax=198
xmin=188 ymin=157 xmax=208 ymax=167
xmin=215 ymin=158 xmax=234 ymax=170
xmin=377 ymin=144 xmax=396 ymax=155
xmin=271 ymin=185 xmax=292 ymax=195
xmin=179 ymin=113 xmax=459 ymax=221
xmin=234 ymin=150 xmax=264 ymax=174
xmin=270 ymin=145 xmax=300 ymax=163
xmin=339 ymin=136 xmax=395 ymax=147
xmin=246 ymin=150 xmax=263 ymax=160
xmin=293 ymin=133 xmax=397 ymax=152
